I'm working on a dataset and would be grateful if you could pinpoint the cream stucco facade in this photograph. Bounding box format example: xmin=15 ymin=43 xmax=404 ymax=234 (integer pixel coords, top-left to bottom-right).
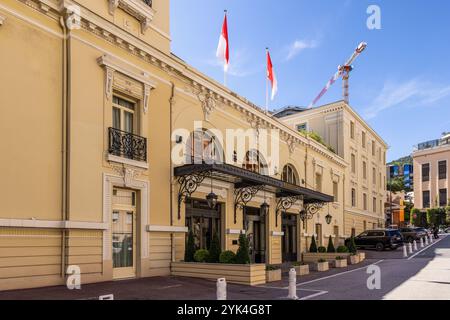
xmin=0 ymin=0 xmax=350 ymax=291
xmin=276 ymin=102 xmax=388 ymax=236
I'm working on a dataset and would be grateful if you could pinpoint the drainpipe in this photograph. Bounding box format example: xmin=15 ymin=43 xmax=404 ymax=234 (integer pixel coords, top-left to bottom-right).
xmin=59 ymin=15 xmax=71 ymax=279
xmin=169 ymin=82 xmax=175 ymax=262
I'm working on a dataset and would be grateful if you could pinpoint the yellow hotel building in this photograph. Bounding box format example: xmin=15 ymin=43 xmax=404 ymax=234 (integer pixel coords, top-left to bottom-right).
xmin=0 ymin=0 xmax=383 ymax=291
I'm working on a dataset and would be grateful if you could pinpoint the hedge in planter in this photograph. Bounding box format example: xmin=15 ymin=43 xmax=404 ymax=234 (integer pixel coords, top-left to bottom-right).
xmin=327 ymin=235 xmax=336 ymax=253
xmin=309 ymin=235 xmax=318 ymax=253
xmin=207 ymin=232 xmax=221 ymax=263
xmin=235 ymin=234 xmax=250 ymax=264
xmin=318 ymin=246 xmax=327 ymax=253
xmin=184 ymin=231 xmax=196 ymax=262
xmin=194 ymin=249 xmax=209 ymax=263
xmin=347 ymin=236 xmax=357 ymax=254
xmin=219 ymin=250 xmax=236 ymax=264
xmin=337 ymin=245 xmax=349 ymax=253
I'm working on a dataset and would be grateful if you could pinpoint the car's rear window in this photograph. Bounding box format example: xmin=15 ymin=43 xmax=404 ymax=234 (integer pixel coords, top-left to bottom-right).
xmin=388 ymin=230 xmax=401 ymax=236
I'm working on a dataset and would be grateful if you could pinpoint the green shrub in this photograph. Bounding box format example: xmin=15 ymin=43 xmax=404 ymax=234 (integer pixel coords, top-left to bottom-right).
xmin=347 ymin=236 xmax=357 ymax=254
xmin=193 ymin=249 xmax=209 ymax=263
xmin=309 ymin=235 xmax=318 ymax=252
xmin=219 ymin=250 xmax=236 ymax=264
xmin=266 ymin=265 xmax=280 ymax=271
xmin=336 ymin=256 xmax=345 ymax=260
xmin=235 ymin=234 xmax=250 ymax=264
xmin=327 ymin=235 xmax=336 ymax=253
xmin=184 ymin=231 xmax=196 ymax=262
xmin=318 ymin=258 xmax=327 ymax=263
xmin=291 ymin=261 xmax=306 ymax=266
xmin=318 ymin=246 xmax=327 ymax=253
xmin=207 ymin=232 xmax=221 ymax=263
xmin=336 ymin=245 xmax=349 ymax=253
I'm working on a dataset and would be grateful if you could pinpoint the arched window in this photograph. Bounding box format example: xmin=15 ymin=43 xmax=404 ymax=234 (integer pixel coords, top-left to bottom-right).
xmin=186 ymin=129 xmax=224 ymax=164
xmin=243 ymin=150 xmax=268 ymax=175
xmin=282 ymin=164 xmax=299 ymax=185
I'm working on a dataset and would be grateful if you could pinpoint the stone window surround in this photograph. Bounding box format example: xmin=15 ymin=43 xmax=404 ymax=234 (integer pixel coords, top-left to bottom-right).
xmin=108 ymin=0 xmax=155 ymax=34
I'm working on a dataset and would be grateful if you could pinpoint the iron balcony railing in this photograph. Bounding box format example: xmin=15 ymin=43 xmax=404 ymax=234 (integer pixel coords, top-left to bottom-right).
xmin=109 ymin=127 xmax=147 ymax=162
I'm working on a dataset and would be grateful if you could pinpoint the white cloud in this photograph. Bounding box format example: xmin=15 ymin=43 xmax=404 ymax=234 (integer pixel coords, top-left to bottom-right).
xmin=207 ymin=48 xmax=256 ymax=78
xmin=363 ymin=78 xmax=450 ymax=119
xmin=285 ymin=39 xmax=319 ymax=61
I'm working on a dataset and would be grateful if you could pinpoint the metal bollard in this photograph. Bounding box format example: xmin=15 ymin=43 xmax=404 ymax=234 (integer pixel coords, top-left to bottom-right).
xmin=425 ymin=236 xmax=429 ymax=245
xmin=429 ymin=235 xmax=433 ymax=244
xmin=408 ymin=242 xmax=413 ymax=254
xmin=420 ymin=237 xmax=424 ymax=248
xmin=287 ymin=268 xmax=298 ymax=300
xmin=217 ymin=278 xmax=227 ymax=300
xmin=403 ymin=244 xmax=408 ymax=258
xmin=413 ymin=240 xmax=418 ymax=251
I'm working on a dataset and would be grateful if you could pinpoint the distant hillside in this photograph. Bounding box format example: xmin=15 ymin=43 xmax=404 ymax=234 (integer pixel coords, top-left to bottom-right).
xmin=388 ymin=155 xmax=412 ymax=166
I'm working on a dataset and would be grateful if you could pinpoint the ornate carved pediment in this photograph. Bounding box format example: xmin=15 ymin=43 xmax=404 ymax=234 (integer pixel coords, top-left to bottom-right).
xmin=108 ymin=0 xmax=155 ymax=34
xmin=112 ymin=165 xmax=144 ymax=188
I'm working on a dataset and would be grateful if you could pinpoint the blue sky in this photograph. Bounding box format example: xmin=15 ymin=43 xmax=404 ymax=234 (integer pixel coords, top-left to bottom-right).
xmin=171 ymin=0 xmax=450 ymax=162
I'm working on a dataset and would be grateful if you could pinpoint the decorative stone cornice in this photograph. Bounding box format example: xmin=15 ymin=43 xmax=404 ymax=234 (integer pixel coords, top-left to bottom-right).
xmin=108 ymin=0 xmax=155 ymax=34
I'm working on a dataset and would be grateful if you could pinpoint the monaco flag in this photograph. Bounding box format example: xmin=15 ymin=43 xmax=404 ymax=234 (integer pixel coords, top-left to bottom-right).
xmin=216 ymin=12 xmax=229 ymax=72
xmin=267 ymin=50 xmax=278 ymax=100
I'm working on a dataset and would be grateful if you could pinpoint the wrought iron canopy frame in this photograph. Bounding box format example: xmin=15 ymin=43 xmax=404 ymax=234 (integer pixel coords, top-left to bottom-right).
xmin=300 ymin=202 xmax=326 ymax=223
xmin=176 ymin=170 xmax=211 ymax=219
xmin=275 ymin=196 xmax=303 ymax=227
xmin=234 ymin=184 xmax=264 ymax=224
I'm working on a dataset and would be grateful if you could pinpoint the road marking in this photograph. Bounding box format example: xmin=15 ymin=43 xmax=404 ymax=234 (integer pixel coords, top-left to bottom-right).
xmin=407 ymin=236 xmax=446 ymax=260
xmin=297 ymin=260 xmax=384 ymax=287
xmin=299 ymin=290 xmax=328 ymax=300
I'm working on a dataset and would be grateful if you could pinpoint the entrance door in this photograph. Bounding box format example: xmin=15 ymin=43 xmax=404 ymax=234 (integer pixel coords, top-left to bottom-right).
xmin=112 ymin=189 xmax=137 ymax=279
xmin=282 ymin=213 xmax=298 ymax=262
xmin=244 ymin=207 xmax=266 ymax=264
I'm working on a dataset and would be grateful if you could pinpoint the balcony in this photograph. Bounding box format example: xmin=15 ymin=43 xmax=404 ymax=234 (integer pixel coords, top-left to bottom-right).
xmin=108 ymin=127 xmax=147 ymax=162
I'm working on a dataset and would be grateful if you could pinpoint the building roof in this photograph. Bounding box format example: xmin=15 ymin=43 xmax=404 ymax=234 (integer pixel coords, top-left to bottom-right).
xmin=272 ymin=106 xmax=308 ymax=118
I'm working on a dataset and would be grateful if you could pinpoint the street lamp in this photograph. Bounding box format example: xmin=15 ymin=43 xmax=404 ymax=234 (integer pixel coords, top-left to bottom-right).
xmin=325 ymin=204 xmax=332 ymax=225
xmin=260 ymin=188 xmax=269 ymax=218
xmin=206 ymin=173 xmax=218 ymax=209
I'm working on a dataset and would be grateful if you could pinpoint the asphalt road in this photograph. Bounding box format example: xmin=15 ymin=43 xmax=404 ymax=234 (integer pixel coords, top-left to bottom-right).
xmin=295 ymin=234 xmax=450 ymax=300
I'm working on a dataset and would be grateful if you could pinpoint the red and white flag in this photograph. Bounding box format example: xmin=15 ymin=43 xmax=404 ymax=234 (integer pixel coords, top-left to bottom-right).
xmin=216 ymin=12 xmax=229 ymax=72
xmin=267 ymin=50 xmax=278 ymax=100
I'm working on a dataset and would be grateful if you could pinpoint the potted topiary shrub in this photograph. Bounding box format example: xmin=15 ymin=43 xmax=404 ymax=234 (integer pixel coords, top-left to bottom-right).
xmin=193 ymin=249 xmax=209 ymax=263
xmin=235 ymin=234 xmax=251 ymax=264
xmin=309 ymin=235 xmax=318 ymax=253
xmin=336 ymin=245 xmax=349 ymax=253
xmin=266 ymin=265 xmax=282 ymax=282
xmin=219 ymin=250 xmax=236 ymax=264
xmin=184 ymin=231 xmax=196 ymax=262
xmin=207 ymin=232 xmax=221 ymax=263
xmin=327 ymin=235 xmax=336 ymax=253
xmin=333 ymin=256 xmax=347 ymax=268
xmin=312 ymin=258 xmax=329 ymax=272
xmin=291 ymin=261 xmax=309 ymax=276
xmin=318 ymin=246 xmax=327 ymax=253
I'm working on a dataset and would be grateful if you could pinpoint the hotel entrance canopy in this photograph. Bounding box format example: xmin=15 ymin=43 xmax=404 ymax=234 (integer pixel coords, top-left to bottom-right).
xmin=174 ymin=163 xmax=334 ymax=224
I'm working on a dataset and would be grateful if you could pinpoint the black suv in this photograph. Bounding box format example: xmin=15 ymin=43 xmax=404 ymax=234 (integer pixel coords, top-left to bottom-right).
xmin=345 ymin=229 xmax=403 ymax=251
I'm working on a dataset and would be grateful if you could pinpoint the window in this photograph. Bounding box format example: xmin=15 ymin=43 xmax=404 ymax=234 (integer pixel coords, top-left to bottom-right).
xmin=333 ymin=181 xmax=338 ymax=202
xmin=113 ymin=96 xmax=137 ymax=133
xmin=439 ymin=189 xmax=447 ymax=207
xmin=422 ymin=163 xmax=430 ymax=182
xmin=423 ymin=190 xmax=430 ymax=208
xmin=363 ymin=161 xmax=367 ymax=180
xmin=351 ymin=154 xmax=356 ymax=173
xmin=363 ymin=220 xmax=367 ymax=231
xmin=243 ymin=150 xmax=268 ymax=174
xmin=362 ymin=131 xmax=366 ymax=148
xmin=351 ymin=188 xmax=356 ymax=207
xmin=315 ymin=173 xmax=322 ymax=192
xmin=296 ymin=123 xmax=308 ymax=132
xmin=373 ymin=197 xmax=377 ymax=213
xmin=378 ymin=173 xmax=382 ymax=188
xmin=282 ymin=164 xmax=299 ymax=185
xmin=187 ymin=129 xmax=224 ymax=164
xmin=439 ymin=161 xmax=447 ymax=180
xmin=315 ymin=224 xmax=323 ymax=246
xmin=372 ymin=168 xmax=376 ymax=185
xmin=372 ymin=140 xmax=376 ymax=156
xmin=383 ymin=151 xmax=386 ymax=165
xmin=350 ymin=121 xmax=355 ymax=139
xmin=363 ymin=193 xmax=368 ymax=210
xmin=378 ymin=147 xmax=381 ymax=161
xmin=380 ymin=200 xmax=383 ymax=214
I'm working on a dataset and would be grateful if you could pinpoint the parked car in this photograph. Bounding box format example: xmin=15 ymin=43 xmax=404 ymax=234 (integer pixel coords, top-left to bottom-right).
xmin=413 ymin=227 xmax=429 ymax=239
xmin=345 ymin=229 xmax=403 ymax=251
xmin=399 ymin=227 xmax=423 ymax=243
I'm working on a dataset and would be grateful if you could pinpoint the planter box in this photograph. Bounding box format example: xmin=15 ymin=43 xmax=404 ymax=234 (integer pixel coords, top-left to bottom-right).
xmin=348 ymin=255 xmax=360 ymax=265
xmin=358 ymin=252 xmax=366 ymax=262
xmin=303 ymin=252 xmax=351 ymax=263
xmin=293 ymin=264 xmax=309 ymax=276
xmin=311 ymin=261 xmax=329 ymax=272
xmin=332 ymin=259 xmax=347 ymax=268
xmin=266 ymin=269 xmax=282 ymax=282
xmin=171 ymin=262 xmax=266 ymax=286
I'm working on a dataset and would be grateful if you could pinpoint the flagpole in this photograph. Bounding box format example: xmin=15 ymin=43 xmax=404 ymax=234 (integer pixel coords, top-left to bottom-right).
xmin=265 ymin=47 xmax=269 ymax=114
xmin=223 ymin=10 xmax=228 ymax=87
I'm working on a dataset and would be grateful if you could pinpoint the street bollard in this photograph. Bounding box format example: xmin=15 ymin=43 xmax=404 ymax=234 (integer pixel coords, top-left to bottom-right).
xmin=413 ymin=240 xmax=418 ymax=251
xmin=403 ymin=244 xmax=408 ymax=258
xmin=408 ymin=242 xmax=413 ymax=254
xmin=420 ymin=237 xmax=424 ymax=248
xmin=287 ymin=268 xmax=298 ymax=300
xmin=425 ymin=236 xmax=429 ymax=245
xmin=429 ymin=235 xmax=433 ymax=244
xmin=217 ymin=278 xmax=227 ymax=300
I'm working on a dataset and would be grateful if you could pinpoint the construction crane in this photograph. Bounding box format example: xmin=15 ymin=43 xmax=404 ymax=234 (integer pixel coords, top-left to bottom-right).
xmin=307 ymin=42 xmax=367 ymax=109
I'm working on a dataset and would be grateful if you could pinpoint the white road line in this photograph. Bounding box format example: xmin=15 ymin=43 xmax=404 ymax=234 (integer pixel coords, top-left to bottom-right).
xmin=407 ymin=236 xmax=446 ymax=260
xmin=297 ymin=260 xmax=384 ymax=287
xmin=299 ymin=290 xmax=329 ymax=300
